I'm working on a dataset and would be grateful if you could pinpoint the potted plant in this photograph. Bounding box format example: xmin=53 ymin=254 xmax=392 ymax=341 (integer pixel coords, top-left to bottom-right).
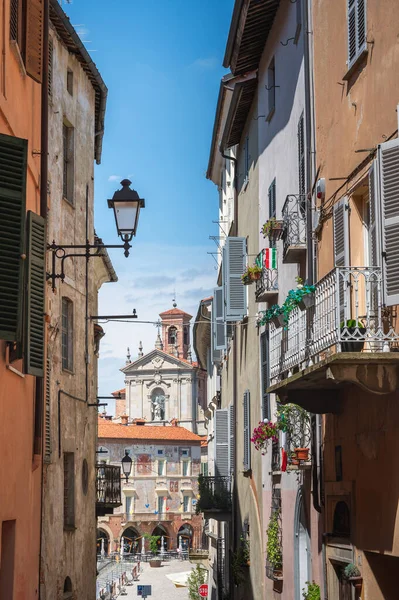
xmin=241 ymin=267 xmax=252 ymax=285
xmin=340 ymin=319 xmax=366 ymax=352
xmin=251 ymin=420 xmax=280 ymax=453
xmin=302 ymin=581 xmax=321 ymax=600
xmin=343 ymin=563 xmax=362 ymax=590
xmin=249 ymin=264 xmax=263 ymax=281
xmin=231 ymin=539 xmax=250 ymax=586
xmin=264 ymin=304 xmax=284 ymax=328
xmin=144 ymin=534 xmax=162 ymax=567
xmin=276 ymin=404 xmax=311 ymax=462
xmin=261 ymin=217 xmax=284 ymax=241
xmin=266 ymin=511 xmax=283 ymax=579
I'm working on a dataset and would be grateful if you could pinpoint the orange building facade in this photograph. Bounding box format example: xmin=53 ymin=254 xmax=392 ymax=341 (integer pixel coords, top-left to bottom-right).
xmin=0 ymin=0 xmax=46 ymax=598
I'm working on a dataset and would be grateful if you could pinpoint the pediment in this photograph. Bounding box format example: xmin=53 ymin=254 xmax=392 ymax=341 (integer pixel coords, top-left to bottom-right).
xmin=121 ymin=348 xmax=193 ymax=374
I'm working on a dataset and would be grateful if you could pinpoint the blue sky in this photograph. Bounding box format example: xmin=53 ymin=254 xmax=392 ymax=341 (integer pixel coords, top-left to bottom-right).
xmin=63 ymin=0 xmax=234 ymax=410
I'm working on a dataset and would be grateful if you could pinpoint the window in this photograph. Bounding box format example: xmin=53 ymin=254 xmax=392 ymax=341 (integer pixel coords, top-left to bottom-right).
xmin=243 ymin=390 xmax=251 ymax=472
xmin=223 ymin=237 xmax=247 ymax=322
xmin=168 ymin=326 xmax=177 ymax=345
xmin=183 ymin=326 xmax=189 ymax=345
xmin=10 ymin=0 xmax=44 ymax=83
xmin=181 ymin=448 xmax=189 ymax=457
xmin=62 ymin=298 xmax=73 ymax=371
xmin=183 ymin=495 xmax=190 ymax=512
xmin=158 ymin=459 xmax=166 ymax=476
xmin=0 ymin=520 xmax=16 ymax=599
xmin=67 ymin=69 xmax=73 ymax=95
xmin=244 ymin=136 xmax=249 ymax=183
xmin=182 ymin=460 xmax=190 ymax=476
xmin=268 ymin=179 xmax=277 ymax=248
xmin=48 ymin=39 xmax=53 ymax=100
xmin=157 ymin=449 xmax=164 ymax=456
xmin=63 ymin=452 xmax=75 ymax=528
xmin=126 ymin=495 xmax=133 ymax=514
xmin=347 ymin=0 xmax=366 ymax=69
xmin=201 ymin=462 xmax=208 ymax=477
xmin=158 ymin=496 xmax=165 ymax=514
xmin=63 ymin=124 xmax=74 ymax=204
xmin=266 ymin=57 xmax=276 ymax=121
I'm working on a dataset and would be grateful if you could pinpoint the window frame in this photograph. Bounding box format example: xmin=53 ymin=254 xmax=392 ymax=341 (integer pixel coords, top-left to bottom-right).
xmin=158 ymin=459 xmax=166 ymax=476
xmin=67 ymin=69 xmax=73 ymax=95
xmin=182 ymin=459 xmax=191 ymax=477
xmin=61 ymin=297 xmax=74 ymax=372
xmin=62 ymin=123 xmax=75 ymax=205
xmin=183 ymin=495 xmax=190 ymax=513
xmin=63 ymin=452 xmax=75 ymax=530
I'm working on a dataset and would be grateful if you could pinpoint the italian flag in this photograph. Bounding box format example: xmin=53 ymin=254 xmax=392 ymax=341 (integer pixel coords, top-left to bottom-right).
xmin=264 ymin=248 xmax=277 ymax=269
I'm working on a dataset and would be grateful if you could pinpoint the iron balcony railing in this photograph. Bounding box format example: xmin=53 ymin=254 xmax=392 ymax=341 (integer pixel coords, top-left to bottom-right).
xmin=282 ymin=194 xmax=307 ymax=261
xmin=197 ymin=476 xmax=232 ymax=513
xmin=120 ymin=512 xmax=174 ymax=522
xmin=271 ymin=438 xmax=281 ymax=472
xmin=255 ymin=249 xmax=278 ymax=301
xmin=270 ymin=266 xmax=399 ymax=381
xmin=96 ymin=465 xmax=122 ymax=514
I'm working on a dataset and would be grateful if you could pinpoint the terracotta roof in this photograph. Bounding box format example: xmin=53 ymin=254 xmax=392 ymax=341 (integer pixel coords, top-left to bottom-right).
xmin=98 ymin=419 xmax=202 ymax=443
xmin=112 ymin=388 xmax=125 ymax=398
xmin=159 ymin=308 xmax=193 ymax=318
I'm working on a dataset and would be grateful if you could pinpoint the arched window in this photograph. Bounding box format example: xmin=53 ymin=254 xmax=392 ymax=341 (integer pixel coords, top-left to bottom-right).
xmin=97 ymin=529 xmax=110 ymax=556
xmin=122 ymin=527 xmax=140 ymax=554
xmin=168 ymin=326 xmax=177 ymax=345
xmin=333 ymin=501 xmax=351 ymax=537
xmin=151 ymin=388 xmax=165 ymax=421
xmin=63 ymin=577 xmax=72 ymax=600
xmin=183 ymin=326 xmax=189 ymax=345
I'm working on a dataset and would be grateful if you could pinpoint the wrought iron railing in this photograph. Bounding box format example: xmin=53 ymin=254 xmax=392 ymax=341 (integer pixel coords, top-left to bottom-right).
xmin=96 ymin=465 xmax=121 ymax=507
xmin=271 ymin=438 xmax=281 ymax=472
xmin=196 ymin=476 xmax=232 ymax=513
xmin=282 ymin=194 xmax=307 ymax=258
xmin=270 ymin=266 xmax=399 ymax=382
xmin=120 ymin=512 xmax=173 ymax=522
xmin=284 ymin=406 xmax=312 ymax=465
xmin=255 ymin=249 xmax=278 ymax=300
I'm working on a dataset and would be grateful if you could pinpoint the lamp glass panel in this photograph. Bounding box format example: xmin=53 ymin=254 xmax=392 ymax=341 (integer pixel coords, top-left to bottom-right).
xmin=114 ymin=201 xmax=138 ymax=235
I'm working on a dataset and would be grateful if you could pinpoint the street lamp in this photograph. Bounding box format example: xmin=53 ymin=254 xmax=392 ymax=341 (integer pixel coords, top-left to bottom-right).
xmin=47 ymin=179 xmax=145 ymax=291
xmin=121 ymin=451 xmax=133 ymax=482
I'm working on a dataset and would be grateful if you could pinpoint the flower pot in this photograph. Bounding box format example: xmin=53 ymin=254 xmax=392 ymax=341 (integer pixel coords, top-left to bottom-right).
xmin=277 ymin=314 xmax=285 ymax=327
xmin=149 ymin=559 xmax=162 ymax=568
xmin=242 ymin=276 xmax=252 ymax=286
xmin=250 ymin=271 xmax=262 ymax=281
xmin=349 ymin=576 xmax=363 ymax=591
xmin=298 ymin=293 xmax=314 ymax=310
xmin=273 ymin=569 xmax=283 ymax=581
xmin=340 ymin=327 xmax=366 ymax=352
xmin=294 ymin=448 xmax=309 ymax=461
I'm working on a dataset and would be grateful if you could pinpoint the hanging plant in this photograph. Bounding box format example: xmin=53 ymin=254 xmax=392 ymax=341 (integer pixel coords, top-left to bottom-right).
xmin=266 ymin=511 xmax=282 ymax=574
xmin=251 ymin=420 xmax=280 ymax=453
xmin=302 ymin=581 xmax=321 ymax=600
xmin=261 ymin=218 xmax=284 ymax=240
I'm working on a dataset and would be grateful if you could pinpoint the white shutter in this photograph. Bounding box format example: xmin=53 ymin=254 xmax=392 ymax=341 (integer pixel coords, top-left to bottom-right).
xmin=378 ymin=138 xmax=399 ymax=306
xmin=211 ymin=296 xmax=221 ymax=364
xmin=333 ymin=198 xmax=349 ymax=267
xmin=215 ymin=409 xmax=229 ymax=478
xmin=224 ymin=237 xmax=247 ymax=322
xmin=243 ymin=390 xmax=251 ymax=472
xmin=228 ymin=403 xmax=235 ymax=475
xmin=214 ymin=287 xmax=226 ymax=350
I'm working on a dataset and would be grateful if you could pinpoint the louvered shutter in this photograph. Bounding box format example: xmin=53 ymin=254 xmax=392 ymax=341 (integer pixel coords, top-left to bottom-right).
xmin=368 ymin=162 xmax=380 ymax=268
xmin=26 ymin=0 xmax=44 ymax=83
xmin=224 ymin=237 xmax=246 ymax=322
xmin=260 ymin=332 xmax=270 ymax=420
xmin=24 ymin=211 xmax=46 ymax=377
xmin=333 ymin=198 xmax=350 ymax=322
xmin=214 ymin=287 xmax=226 ymax=350
xmin=228 ymin=403 xmax=235 ymax=475
xmin=298 ymin=114 xmax=305 ymax=198
xmin=268 ymin=179 xmax=276 ymax=218
xmin=48 ymin=38 xmax=53 ymax=100
xmin=348 ymin=0 xmax=366 ymax=68
xmin=378 ymin=138 xmax=399 ymax=306
xmin=44 ymin=358 xmax=51 ymax=462
xmin=215 ymin=409 xmax=229 ymax=478
xmin=243 ymin=390 xmax=251 ymax=472
xmin=0 ymin=134 xmax=27 ymax=342
xmin=211 ymin=297 xmax=221 ymax=364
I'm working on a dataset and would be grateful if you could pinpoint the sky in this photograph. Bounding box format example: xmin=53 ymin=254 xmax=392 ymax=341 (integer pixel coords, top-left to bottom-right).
xmin=62 ymin=0 xmax=234 ymax=412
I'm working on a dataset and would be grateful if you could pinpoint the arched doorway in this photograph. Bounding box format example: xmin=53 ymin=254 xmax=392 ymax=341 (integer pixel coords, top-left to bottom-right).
xmin=122 ymin=526 xmax=140 ymax=554
xmin=294 ymin=489 xmax=310 ymax=600
xmin=333 ymin=501 xmax=350 ymax=537
xmin=63 ymin=577 xmax=72 ymax=600
xmin=97 ymin=528 xmax=109 ymax=556
xmin=152 ymin=525 xmax=169 ymax=551
xmin=178 ymin=524 xmax=193 ymax=550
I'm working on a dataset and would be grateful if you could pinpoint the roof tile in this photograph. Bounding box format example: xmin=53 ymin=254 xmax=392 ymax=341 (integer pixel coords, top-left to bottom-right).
xmin=98 ymin=419 xmax=202 ymax=443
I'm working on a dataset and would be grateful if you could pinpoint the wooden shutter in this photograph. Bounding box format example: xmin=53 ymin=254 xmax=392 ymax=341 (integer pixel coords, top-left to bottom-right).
xmin=348 ymin=0 xmax=366 ymax=67
xmin=268 ymin=179 xmax=276 ymax=218
xmin=228 ymin=403 xmax=235 ymax=475
xmin=211 ymin=297 xmax=221 ymax=365
xmin=0 ymin=134 xmax=27 ymax=342
xmin=378 ymin=138 xmax=399 ymax=306
xmin=44 ymin=358 xmax=51 ymax=462
xmin=215 ymin=409 xmax=229 ymax=478
xmin=26 ymin=0 xmax=43 ymax=83
xmin=224 ymin=237 xmax=246 ymax=322
xmin=243 ymin=390 xmax=251 ymax=472
xmin=10 ymin=0 xmax=19 ymax=41
xmin=48 ymin=38 xmax=53 ymax=99
xmin=214 ymin=287 xmax=226 ymax=350
xmin=368 ymin=162 xmax=380 ymax=268
xmin=333 ymin=198 xmax=349 ymax=267
xmin=260 ymin=332 xmax=270 ymax=420
xmin=24 ymin=211 xmax=46 ymax=377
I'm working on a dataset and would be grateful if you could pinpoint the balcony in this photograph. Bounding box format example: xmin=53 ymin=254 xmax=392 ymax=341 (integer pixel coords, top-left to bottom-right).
xmin=96 ymin=465 xmax=122 ymax=517
xmin=180 ymin=479 xmax=193 ymax=490
xmin=120 ymin=512 xmax=173 ymax=523
xmin=282 ymin=194 xmax=306 ymax=263
xmin=196 ymin=476 xmax=232 ymax=520
xmin=255 ymin=249 xmax=278 ymax=302
xmin=268 ymin=266 xmax=399 ymax=411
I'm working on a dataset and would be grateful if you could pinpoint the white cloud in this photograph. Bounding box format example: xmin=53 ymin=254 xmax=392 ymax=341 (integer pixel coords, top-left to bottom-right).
xmin=108 ymin=175 xmax=122 ymax=182
xmin=190 ymin=57 xmax=219 ymax=70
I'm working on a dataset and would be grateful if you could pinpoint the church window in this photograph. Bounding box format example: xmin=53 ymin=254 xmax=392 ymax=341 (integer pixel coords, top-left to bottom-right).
xmin=168 ymin=326 xmax=177 ymax=345
xmin=184 ymin=326 xmax=189 ymax=345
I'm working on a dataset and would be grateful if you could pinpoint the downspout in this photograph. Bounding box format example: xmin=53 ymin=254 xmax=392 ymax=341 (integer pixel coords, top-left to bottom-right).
xmin=85 ymin=184 xmax=89 ymax=404
xmin=303 ymin=0 xmax=321 ymax=514
xmin=39 ymin=2 xmax=49 ymax=598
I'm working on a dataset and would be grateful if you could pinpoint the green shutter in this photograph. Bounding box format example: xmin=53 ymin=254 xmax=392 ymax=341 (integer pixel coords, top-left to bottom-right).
xmin=24 ymin=211 xmax=46 ymax=377
xmin=0 ymin=134 xmax=27 ymax=342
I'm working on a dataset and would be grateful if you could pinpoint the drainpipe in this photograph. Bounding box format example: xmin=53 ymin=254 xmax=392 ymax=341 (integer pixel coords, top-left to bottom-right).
xmin=303 ymin=0 xmax=322 ymax=515
xmin=85 ymin=184 xmax=89 ymax=404
xmin=38 ymin=2 xmax=49 ymax=598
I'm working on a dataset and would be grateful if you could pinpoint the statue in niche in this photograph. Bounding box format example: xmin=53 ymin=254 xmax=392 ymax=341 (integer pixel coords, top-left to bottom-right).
xmin=151 ymin=388 xmax=165 ymax=421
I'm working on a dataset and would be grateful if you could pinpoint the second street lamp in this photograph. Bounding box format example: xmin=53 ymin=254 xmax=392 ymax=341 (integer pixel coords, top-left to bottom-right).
xmin=121 ymin=451 xmax=133 ymax=482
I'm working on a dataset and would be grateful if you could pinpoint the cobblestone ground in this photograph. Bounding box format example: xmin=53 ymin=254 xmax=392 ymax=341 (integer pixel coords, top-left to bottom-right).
xmin=98 ymin=558 xmax=194 ymax=599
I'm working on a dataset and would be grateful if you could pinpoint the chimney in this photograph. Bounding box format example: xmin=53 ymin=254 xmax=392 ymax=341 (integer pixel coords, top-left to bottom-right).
xmin=121 ymin=414 xmax=128 ymax=425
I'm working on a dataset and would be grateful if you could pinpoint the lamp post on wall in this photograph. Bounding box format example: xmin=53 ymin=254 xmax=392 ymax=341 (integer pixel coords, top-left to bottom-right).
xmin=47 ymin=179 xmax=145 ymax=291
xmin=121 ymin=451 xmax=133 ymax=482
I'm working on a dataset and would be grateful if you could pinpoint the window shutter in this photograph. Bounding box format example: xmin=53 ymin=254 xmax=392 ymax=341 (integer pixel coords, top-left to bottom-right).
xmin=260 ymin=332 xmax=270 ymax=421
xmin=268 ymin=179 xmax=276 ymax=218
xmin=48 ymin=38 xmax=53 ymax=100
xmin=224 ymin=237 xmax=246 ymax=322
xmin=243 ymin=390 xmax=251 ymax=472
xmin=348 ymin=0 xmax=366 ymax=68
xmin=26 ymin=0 xmax=43 ymax=83
xmin=215 ymin=409 xmax=229 ymax=478
xmin=228 ymin=403 xmax=235 ymax=475
xmin=24 ymin=211 xmax=46 ymax=377
xmin=368 ymin=162 xmax=380 ymax=268
xmin=10 ymin=0 xmax=18 ymax=41
xmin=44 ymin=358 xmax=51 ymax=462
xmin=0 ymin=134 xmax=27 ymax=342
xmin=211 ymin=297 xmax=221 ymax=364
xmin=298 ymin=114 xmax=305 ymax=198
xmin=333 ymin=198 xmax=349 ymax=267
xmin=214 ymin=287 xmax=226 ymax=350
xmin=378 ymin=138 xmax=399 ymax=306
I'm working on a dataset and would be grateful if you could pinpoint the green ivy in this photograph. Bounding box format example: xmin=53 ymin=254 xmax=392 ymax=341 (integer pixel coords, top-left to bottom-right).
xmin=302 ymin=581 xmax=321 ymax=600
xmin=187 ymin=565 xmax=207 ymax=600
xmin=266 ymin=511 xmax=282 ymax=570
